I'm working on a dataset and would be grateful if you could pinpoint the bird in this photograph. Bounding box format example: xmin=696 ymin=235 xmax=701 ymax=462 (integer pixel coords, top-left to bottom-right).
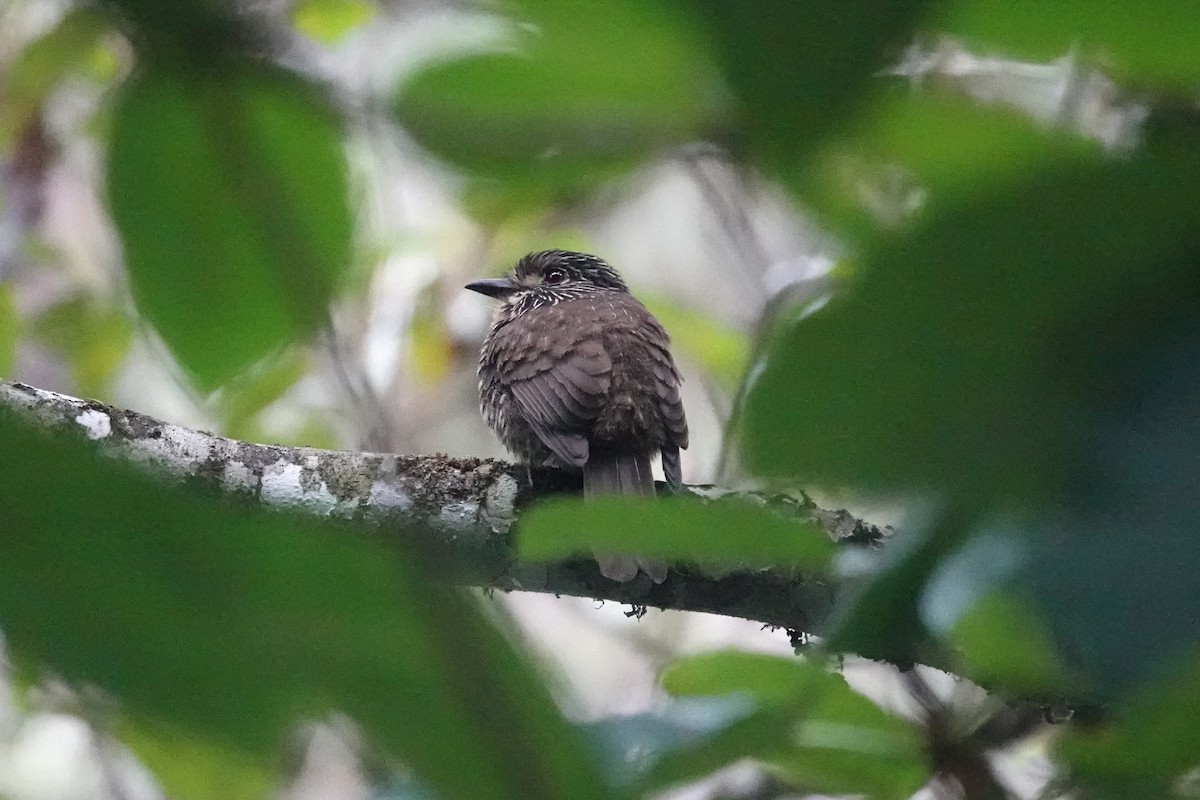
xmin=466 ymin=249 xmax=688 ymax=582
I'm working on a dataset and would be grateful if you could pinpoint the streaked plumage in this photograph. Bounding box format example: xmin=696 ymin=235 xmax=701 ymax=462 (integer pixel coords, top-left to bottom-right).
xmin=467 ymin=250 xmax=689 ymax=581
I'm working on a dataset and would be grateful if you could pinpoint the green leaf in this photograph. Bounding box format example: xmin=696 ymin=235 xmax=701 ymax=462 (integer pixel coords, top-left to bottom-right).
xmin=394 ymin=0 xmax=723 ymax=215
xmin=214 ymin=348 xmax=310 ymax=441
xmin=1021 ymin=307 xmax=1200 ymax=696
xmin=938 ymin=0 xmax=1200 ymax=89
xmin=0 ymin=284 xmax=17 ymax=376
xmin=800 ymin=90 xmax=1102 ymax=237
xmin=292 ymin=0 xmax=375 ymax=44
xmin=691 ymin=0 xmax=934 ymax=172
xmin=823 ymin=517 xmax=965 ymax=667
xmin=641 ymin=707 xmax=799 ymax=794
xmin=584 ymin=699 xmax=757 ymax=787
xmin=31 ymin=295 xmax=133 ymax=397
xmin=743 ymin=140 xmax=1200 ymax=507
xmin=519 ymin=495 xmax=834 ymax=572
xmin=945 ymin=592 xmax=1072 ymax=696
xmin=0 ymin=409 xmax=614 ymax=800
xmin=107 ymin=62 xmax=351 ymax=391
xmin=658 ymin=652 xmax=928 ymax=800
xmin=644 ymin=296 xmax=749 ymax=388
xmin=1061 ymin=656 xmax=1200 ymax=800
xmin=120 ymin=721 xmax=273 ymax=800
xmin=662 ymin=650 xmax=830 ymax=706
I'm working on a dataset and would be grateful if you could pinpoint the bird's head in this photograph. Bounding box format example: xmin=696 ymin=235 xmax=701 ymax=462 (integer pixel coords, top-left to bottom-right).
xmin=465 ymin=250 xmax=627 ymax=315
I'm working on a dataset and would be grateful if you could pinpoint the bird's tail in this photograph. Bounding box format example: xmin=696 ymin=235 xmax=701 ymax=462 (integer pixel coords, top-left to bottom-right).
xmin=583 ymin=451 xmax=655 ymax=499
xmin=584 ymin=452 xmax=666 ymax=584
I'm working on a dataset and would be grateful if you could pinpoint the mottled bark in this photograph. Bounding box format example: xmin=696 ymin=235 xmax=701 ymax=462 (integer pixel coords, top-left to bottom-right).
xmin=0 ymin=379 xmax=890 ymax=634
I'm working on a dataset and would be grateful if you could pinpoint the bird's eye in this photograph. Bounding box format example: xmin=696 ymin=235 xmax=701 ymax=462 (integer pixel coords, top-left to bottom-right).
xmin=544 ymin=268 xmax=567 ymax=285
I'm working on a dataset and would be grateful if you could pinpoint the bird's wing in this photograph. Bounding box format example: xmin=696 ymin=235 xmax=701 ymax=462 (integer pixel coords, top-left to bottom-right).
xmin=644 ymin=322 xmax=688 ymax=490
xmin=494 ymin=305 xmax=612 ymax=467
xmin=642 ymin=323 xmax=689 ymax=451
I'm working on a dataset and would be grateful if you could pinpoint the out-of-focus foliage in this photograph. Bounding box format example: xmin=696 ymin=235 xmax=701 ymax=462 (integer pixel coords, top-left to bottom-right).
xmin=0 ymin=5 xmax=111 ymax=145
xmin=937 ymin=0 xmax=1200 ymax=88
xmin=643 ymin=297 xmax=749 ymax=388
xmin=651 ymin=652 xmax=929 ymax=800
xmin=119 ymin=722 xmax=275 ymax=800
xmin=0 ymin=284 xmax=17 ymax=375
xmin=394 ymin=0 xmax=723 ymax=218
xmin=3 ymin=0 xmax=1200 ymax=798
xmin=31 ymin=294 xmax=133 ymax=397
xmin=0 ymin=410 xmax=614 ymax=800
xmin=108 ymin=63 xmax=352 ymax=390
xmin=292 ymin=0 xmax=375 ymax=44
xmin=521 ymin=496 xmax=834 ymax=572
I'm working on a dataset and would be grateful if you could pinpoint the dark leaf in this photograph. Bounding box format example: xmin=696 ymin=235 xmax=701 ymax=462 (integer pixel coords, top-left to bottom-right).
xmin=0 ymin=410 xmax=613 ymax=800
xmin=690 ymin=0 xmax=934 ymax=169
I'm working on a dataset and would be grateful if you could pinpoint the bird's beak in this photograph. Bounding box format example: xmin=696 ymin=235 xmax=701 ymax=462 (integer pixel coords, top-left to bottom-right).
xmin=465 ymin=277 xmax=519 ymax=299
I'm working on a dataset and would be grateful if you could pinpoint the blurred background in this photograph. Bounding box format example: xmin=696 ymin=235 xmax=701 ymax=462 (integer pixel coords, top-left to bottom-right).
xmin=2 ymin=1 xmax=1198 ymax=799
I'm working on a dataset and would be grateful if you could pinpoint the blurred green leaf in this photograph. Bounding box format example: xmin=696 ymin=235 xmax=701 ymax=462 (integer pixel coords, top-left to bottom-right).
xmin=1022 ymin=298 xmax=1200 ymax=696
xmin=1061 ymin=656 xmax=1200 ymax=799
xmin=746 ymin=114 xmax=1200 ymax=695
xmin=215 ymin=348 xmax=310 ymax=441
xmin=520 ymin=496 xmax=834 ymax=572
xmin=120 ymin=721 xmax=273 ymax=800
xmin=31 ymin=295 xmax=133 ymax=398
xmin=801 ymin=90 xmax=1102 ymax=236
xmin=743 ymin=139 xmax=1200 ymax=506
xmin=395 ymin=0 xmax=723 ymax=217
xmin=658 ymin=652 xmax=928 ymax=800
xmin=107 ymin=62 xmax=351 ymax=391
xmin=938 ymin=0 xmax=1200 ymax=89
xmin=663 ymin=650 xmax=828 ymax=705
xmin=691 ymin=0 xmax=933 ymax=175
xmin=821 ymin=511 xmax=972 ymax=669
xmin=0 ymin=6 xmax=111 ymax=144
xmin=644 ymin=296 xmax=749 ymax=387
xmin=946 ymin=592 xmax=1071 ymax=696
xmin=292 ymin=0 xmax=375 ymax=44
xmin=0 ymin=284 xmax=17 ymax=376
xmin=0 ymin=410 xmax=614 ymax=800
xmin=641 ymin=707 xmax=798 ymax=795
xmin=584 ymin=698 xmax=756 ymax=787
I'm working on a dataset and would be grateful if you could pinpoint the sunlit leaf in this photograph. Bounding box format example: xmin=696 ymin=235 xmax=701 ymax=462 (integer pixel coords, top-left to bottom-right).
xmin=520 ymin=496 xmax=834 ymax=572
xmin=0 ymin=285 xmax=17 ymax=376
xmin=120 ymin=721 xmax=273 ymax=800
xmin=662 ymin=650 xmax=826 ymax=706
xmin=292 ymin=0 xmax=375 ymax=44
xmin=107 ymin=62 xmax=351 ymax=390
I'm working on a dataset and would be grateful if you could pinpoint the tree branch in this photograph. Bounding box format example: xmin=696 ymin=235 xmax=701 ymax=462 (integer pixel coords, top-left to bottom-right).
xmin=0 ymin=379 xmax=890 ymax=634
